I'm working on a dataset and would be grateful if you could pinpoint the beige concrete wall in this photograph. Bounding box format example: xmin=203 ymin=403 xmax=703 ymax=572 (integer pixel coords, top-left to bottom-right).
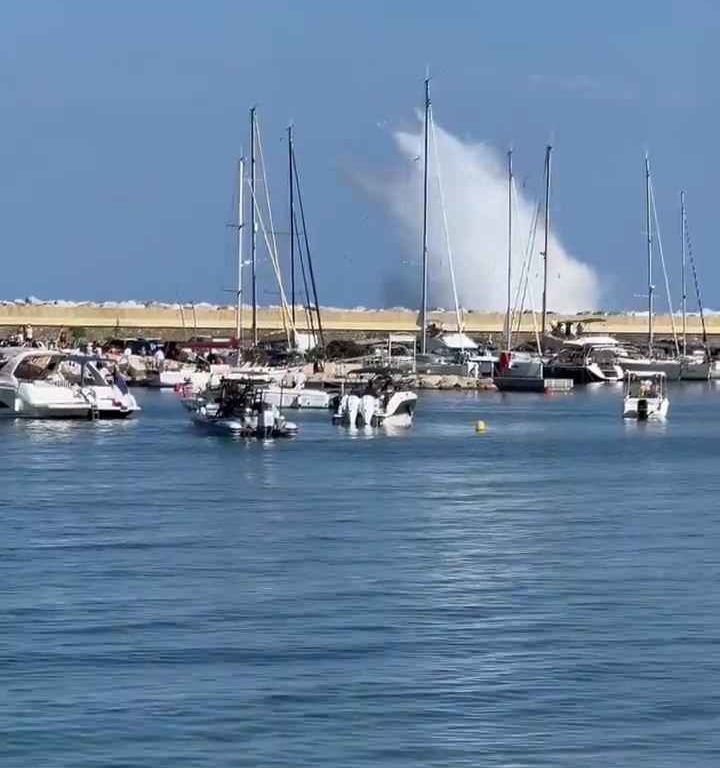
xmin=0 ymin=304 xmax=714 ymax=337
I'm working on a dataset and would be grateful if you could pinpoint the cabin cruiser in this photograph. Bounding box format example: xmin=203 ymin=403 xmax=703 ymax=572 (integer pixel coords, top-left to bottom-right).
xmin=145 ymin=361 xmax=232 ymax=389
xmin=0 ymin=348 xmax=139 ymax=419
xmin=623 ymin=371 xmax=669 ymax=420
xmin=333 ymin=369 xmax=417 ymax=428
xmin=544 ymin=338 xmax=624 ymax=383
xmin=179 ymin=367 xmax=332 ymax=410
xmin=418 ymin=332 xmax=498 ymax=378
xmin=189 ymin=377 xmax=298 ymax=438
xmin=259 ymin=370 xmax=332 ymax=409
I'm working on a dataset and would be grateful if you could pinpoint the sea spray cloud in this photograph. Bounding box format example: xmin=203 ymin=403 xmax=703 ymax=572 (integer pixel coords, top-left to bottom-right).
xmin=361 ymin=120 xmax=599 ymax=313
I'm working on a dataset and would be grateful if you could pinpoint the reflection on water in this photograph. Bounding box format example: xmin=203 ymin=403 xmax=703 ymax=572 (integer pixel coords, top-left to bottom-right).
xmin=2 ymin=386 xmax=720 ymax=766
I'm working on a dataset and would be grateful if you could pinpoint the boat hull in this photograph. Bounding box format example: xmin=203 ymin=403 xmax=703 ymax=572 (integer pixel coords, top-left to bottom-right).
xmin=493 ymin=375 xmax=546 ymax=392
xmin=623 ymin=396 xmax=669 ymax=420
xmin=619 ymin=358 xmax=682 ymax=381
xmin=191 ymin=412 xmax=297 ymax=438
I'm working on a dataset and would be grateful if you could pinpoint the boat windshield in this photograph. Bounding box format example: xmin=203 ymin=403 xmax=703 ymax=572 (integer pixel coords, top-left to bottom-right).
xmin=627 ymin=377 xmax=663 ymax=398
xmin=14 ymin=355 xmax=62 ymax=381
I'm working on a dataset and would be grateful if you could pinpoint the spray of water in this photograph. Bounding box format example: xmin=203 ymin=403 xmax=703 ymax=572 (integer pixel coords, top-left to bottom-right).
xmin=363 ymin=120 xmax=600 ymax=313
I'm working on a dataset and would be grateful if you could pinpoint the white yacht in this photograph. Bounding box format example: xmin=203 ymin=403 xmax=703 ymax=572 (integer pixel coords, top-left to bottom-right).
xmin=622 ymin=371 xmax=669 ymax=420
xmin=332 ymin=370 xmax=417 ymax=428
xmin=0 ymin=349 xmax=139 ymax=419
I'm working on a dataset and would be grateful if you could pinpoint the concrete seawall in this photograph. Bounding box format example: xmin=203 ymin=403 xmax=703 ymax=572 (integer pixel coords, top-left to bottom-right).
xmin=0 ymin=304 xmax=715 ymax=340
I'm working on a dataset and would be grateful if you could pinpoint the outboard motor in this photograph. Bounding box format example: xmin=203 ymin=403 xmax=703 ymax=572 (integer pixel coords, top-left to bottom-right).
xmin=637 ymin=398 xmax=649 ymax=421
xmin=346 ymin=394 xmax=360 ymax=427
xmin=333 ymin=393 xmax=349 ymax=423
xmin=361 ymin=394 xmax=377 ymax=427
xmin=257 ymin=402 xmax=274 ymax=437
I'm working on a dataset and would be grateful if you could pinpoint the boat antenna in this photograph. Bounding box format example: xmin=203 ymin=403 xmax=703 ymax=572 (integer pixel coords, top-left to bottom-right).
xmin=645 ymin=153 xmax=654 ymax=356
xmin=681 ymin=190 xmax=687 ymax=357
xmin=505 ymin=148 xmax=513 ymax=351
xmin=541 ymin=144 xmax=552 ymax=337
xmin=420 ymin=74 xmax=431 ymax=355
xmin=250 ymin=106 xmax=258 ymax=347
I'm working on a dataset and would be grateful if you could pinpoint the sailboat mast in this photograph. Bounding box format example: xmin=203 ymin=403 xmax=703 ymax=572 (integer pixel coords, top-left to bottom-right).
xmin=645 ymin=154 xmax=654 ymax=355
xmin=420 ymin=76 xmax=430 ymax=355
xmin=505 ymin=149 xmax=513 ymax=351
xmin=250 ymin=106 xmax=258 ymax=347
xmin=288 ymin=125 xmax=296 ymax=329
xmin=541 ymin=144 xmax=552 ymax=337
xmin=236 ymin=157 xmax=245 ymax=350
xmin=681 ymin=190 xmax=687 ymax=357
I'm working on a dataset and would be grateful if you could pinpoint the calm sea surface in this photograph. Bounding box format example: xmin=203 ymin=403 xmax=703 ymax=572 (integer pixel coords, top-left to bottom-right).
xmin=2 ymin=384 xmax=720 ymax=766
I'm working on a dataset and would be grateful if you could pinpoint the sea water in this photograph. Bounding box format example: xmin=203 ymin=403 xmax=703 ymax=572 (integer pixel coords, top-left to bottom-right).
xmin=2 ymin=384 xmax=720 ymax=766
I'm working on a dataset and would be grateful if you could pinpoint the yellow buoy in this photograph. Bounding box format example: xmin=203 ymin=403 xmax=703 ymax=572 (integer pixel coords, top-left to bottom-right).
xmin=475 ymin=420 xmax=487 ymax=433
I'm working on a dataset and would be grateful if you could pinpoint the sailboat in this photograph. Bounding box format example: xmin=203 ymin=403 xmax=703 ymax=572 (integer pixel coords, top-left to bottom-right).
xmin=414 ymin=76 xmax=494 ymax=376
xmin=494 ymin=147 xmax=572 ymax=393
xmin=677 ymin=191 xmax=711 ymax=380
xmin=616 ymin=156 xmax=682 ymax=380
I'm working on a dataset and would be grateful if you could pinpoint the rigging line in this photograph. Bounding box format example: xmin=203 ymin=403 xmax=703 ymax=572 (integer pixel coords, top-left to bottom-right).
xmin=509 ymin=175 xmax=541 ymax=336
xmin=684 ymin=207 xmax=708 ymax=346
xmin=648 ymin=178 xmax=680 ymax=355
xmin=255 ymin=117 xmax=295 ymax=337
xmin=291 ymin=148 xmax=325 ymax=347
xmin=293 ymin=207 xmax=316 ymax=338
xmin=513 ymin=198 xmax=543 ymax=354
xmin=246 ymin=178 xmax=293 ymax=345
xmin=429 ymin=110 xmax=463 ymax=336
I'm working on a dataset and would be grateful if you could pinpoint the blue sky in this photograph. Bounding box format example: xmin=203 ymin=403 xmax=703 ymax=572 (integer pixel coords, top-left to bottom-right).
xmin=0 ymin=0 xmax=717 ymax=310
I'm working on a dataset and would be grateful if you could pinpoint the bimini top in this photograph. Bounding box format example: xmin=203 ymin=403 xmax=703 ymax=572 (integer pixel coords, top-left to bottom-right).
xmin=626 ymin=370 xmax=667 ymax=379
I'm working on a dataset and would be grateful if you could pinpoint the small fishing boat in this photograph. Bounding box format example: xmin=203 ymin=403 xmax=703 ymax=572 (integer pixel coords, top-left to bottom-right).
xmin=332 ymin=369 xmax=417 ymax=428
xmin=0 ymin=348 xmax=139 ymax=419
xmin=622 ymin=371 xmax=669 ymax=420
xmin=189 ymin=377 xmax=297 ymax=438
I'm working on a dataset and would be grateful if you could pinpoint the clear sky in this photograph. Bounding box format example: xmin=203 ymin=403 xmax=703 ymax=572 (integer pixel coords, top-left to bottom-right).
xmin=1 ymin=0 xmax=717 ymax=310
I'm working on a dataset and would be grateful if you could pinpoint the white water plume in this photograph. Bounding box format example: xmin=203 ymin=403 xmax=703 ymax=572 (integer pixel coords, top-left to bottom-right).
xmin=364 ymin=120 xmax=599 ymax=313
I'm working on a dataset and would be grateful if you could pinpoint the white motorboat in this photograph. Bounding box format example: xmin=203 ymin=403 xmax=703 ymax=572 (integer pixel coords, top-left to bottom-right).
xmin=189 ymin=377 xmax=297 ymax=438
xmin=145 ymin=362 xmax=232 ymax=389
xmin=332 ymin=369 xmax=417 ymax=428
xmin=617 ymin=354 xmax=682 ymax=381
xmin=622 ymin=371 xmax=669 ymax=420
xmin=545 ymin=337 xmax=625 ymax=383
xmin=260 ymin=371 xmax=331 ymax=409
xmin=179 ymin=367 xmax=332 ymax=410
xmin=0 ymin=348 xmax=140 ymax=419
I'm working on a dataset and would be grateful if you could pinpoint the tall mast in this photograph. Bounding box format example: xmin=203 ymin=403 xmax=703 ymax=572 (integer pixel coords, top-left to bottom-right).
xmin=681 ymin=190 xmax=687 ymax=357
xmin=505 ymin=149 xmax=513 ymax=351
xmin=420 ymin=76 xmax=430 ymax=355
xmin=645 ymin=154 xmax=654 ymax=355
xmin=250 ymin=106 xmax=258 ymax=346
xmin=288 ymin=124 xmax=296 ymax=330
xmin=236 ymin=157 xmax=245 ymax=353
xmin=541 ymin=144 xmax=552 ymax=337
